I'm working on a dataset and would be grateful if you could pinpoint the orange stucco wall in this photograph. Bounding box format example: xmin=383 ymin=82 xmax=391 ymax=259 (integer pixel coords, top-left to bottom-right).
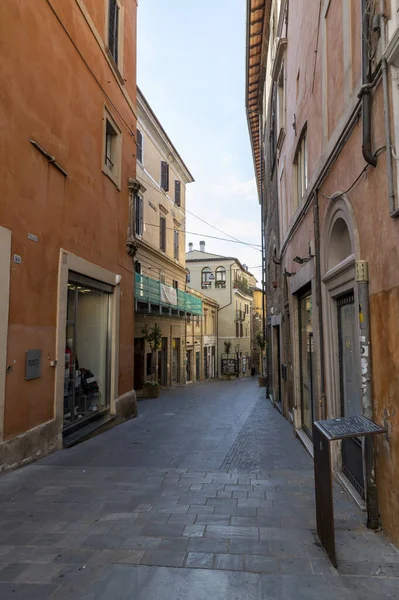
xmin=0 ymin=0 xmax=136 ymax=440
xmin=274 ymin=0 xmax=399 ymax=546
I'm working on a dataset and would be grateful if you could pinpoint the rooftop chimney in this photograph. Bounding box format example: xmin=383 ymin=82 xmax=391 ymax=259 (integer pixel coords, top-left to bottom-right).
xmin=188 ymin=242 xmax=193 ymax=252
xmin=200 ymin=240 xmax=205 ymax=252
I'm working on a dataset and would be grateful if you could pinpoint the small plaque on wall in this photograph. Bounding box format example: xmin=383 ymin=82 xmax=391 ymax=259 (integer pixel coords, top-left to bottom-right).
xmin=25 ymin=349 xmax=41 ymax=380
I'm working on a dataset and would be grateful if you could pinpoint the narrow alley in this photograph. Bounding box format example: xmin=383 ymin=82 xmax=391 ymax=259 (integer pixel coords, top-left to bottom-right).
xmin=0 ymin=379 xmax=398 ymax=599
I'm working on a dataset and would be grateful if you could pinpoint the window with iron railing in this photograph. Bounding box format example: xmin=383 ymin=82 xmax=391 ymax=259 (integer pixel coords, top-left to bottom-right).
xmin=201 ymin=267 xmax=212 ymax=289
xmin=108 ymin=0 xmax=120 ymax=65
xmin=215 ymin=266 xmax=226 ymax=289
xmin=105 ymin=120 xmax=117 ymax=171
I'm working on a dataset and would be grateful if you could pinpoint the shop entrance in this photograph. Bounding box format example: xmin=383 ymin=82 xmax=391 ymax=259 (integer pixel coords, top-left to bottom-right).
xmin=64 ymin=273 xmax=112 ymax=429
xmin=337 ymin=292 xmax=364 ymax=498
xmin=186 ymin=350 xmax=193 ymax=382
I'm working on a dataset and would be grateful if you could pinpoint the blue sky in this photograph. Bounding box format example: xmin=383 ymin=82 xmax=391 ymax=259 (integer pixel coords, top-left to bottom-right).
xmin=137 ymin=0 xmax=262 ymax=282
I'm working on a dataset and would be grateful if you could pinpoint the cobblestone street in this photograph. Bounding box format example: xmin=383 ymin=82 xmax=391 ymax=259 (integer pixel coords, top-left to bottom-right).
xmin=0 ymin=378 xmax=398 ymax=599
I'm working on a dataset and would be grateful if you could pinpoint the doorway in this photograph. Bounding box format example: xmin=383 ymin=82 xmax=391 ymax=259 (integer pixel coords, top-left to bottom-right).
xmin=134 ymin=338 xmax=144 ymax=390
xmin=186 ymin=350 xmax=193 ymax=382
xmin=337 ymin=292 xmax=364 ymax=497
xmin=272 ymin=325 xmax=281 ymax=404
xmin=158 ymin=337 xmax=168 ymax=386
xmin=172 ymin=338 xmax=180 ymax=384
xmin=299 ymin=292 xmax=314 ymax=438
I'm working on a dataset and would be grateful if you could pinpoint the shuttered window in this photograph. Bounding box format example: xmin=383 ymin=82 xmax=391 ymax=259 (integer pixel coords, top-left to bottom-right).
xmin=136 ymin=129 xmax=143 ymax=163
xmin=134 ymin=194 xmax=143 ymax=236
xmin=161 ymin=161 xmax=169 ymax=191
xmin=174 ymin=229 xmax=179 ymax=260
xmin=175 ymin=180 xmax=181 ymax=206
xmin=160 ymin=215 xmax=166 ymax=251
xmin=108 ymin=0 xmax=119 ymax=65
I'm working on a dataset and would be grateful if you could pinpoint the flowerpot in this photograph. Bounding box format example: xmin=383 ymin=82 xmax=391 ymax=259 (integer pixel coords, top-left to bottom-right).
xmin=143 ymin=384 xmax=160 ymax=399
xmin=258 ymin=376 xmax=267 ymax=388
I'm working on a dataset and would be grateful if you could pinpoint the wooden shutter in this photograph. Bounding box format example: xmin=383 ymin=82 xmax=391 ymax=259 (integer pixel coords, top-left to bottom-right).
xmin=161 ymin=161 xmax=169 ymax=191
xmin=135 ymin=195 xmax=143 ymax=236
xmin=160 ymin=216 xmax=166 ymax=251
xmin=108 ymin=0 xmax=119 ymax=64
xmin=136 ymin=130 xmax=143 ymax=163
xmin=175 ymin=180 xmax=181 ymax=206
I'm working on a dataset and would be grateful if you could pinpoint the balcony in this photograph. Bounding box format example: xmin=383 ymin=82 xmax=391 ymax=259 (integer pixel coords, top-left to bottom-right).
xmin=233 ymin=278 xmax=253 ymax=297
xmin=235 ymin=309 xmax=245 ymax=322
xmin=215 ymin=280 xmax=226 ymax=289
xmin=135 ymin=273 xmax=202 ymax=316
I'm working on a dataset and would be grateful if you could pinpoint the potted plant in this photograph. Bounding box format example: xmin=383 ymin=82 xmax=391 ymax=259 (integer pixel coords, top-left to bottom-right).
xmin=142 ymin=323 xmax=162 ymax=398
xmin=256 ymin=332 xmax=267 ymax=387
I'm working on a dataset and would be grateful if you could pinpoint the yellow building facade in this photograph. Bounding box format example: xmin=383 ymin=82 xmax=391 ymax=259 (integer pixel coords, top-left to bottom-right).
xmin=133 ymin=89 xmax=198 ymax=389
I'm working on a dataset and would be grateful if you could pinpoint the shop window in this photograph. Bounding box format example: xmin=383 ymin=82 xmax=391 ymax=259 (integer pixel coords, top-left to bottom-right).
xmin=64 ymin=274 xmax=113 ymax=429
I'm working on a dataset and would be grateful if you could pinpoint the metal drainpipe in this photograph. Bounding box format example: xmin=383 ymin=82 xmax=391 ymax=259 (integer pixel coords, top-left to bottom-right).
xmin=356 ymin=261 xmax=379 ymax=529
xmin=379 ymin=0 xmax=397 ymax=215
xmin=361 ymin=0 xmax=377 ymax=167
xmin=313 ymin=190 xmax=326 ymax=420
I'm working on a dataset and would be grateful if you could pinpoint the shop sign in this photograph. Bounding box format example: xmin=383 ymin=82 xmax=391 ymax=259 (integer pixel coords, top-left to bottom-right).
xmin=25 ymin=349 xmax=41 ymax=380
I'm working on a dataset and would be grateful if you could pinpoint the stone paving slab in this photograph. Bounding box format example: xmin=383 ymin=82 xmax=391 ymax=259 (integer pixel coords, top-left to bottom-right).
xmin=0 ymin=379 xmax=398 ymax=599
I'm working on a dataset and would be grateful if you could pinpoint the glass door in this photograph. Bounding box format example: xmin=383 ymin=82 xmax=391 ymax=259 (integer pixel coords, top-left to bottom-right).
xmin=337 ymin=293 xmax=364 ymax=497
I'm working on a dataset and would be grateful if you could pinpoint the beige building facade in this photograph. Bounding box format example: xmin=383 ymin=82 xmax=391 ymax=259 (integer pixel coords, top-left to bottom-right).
xmin=185 ymin=290 xmax=218 ymax=382
xmin=133 ymin=90 xmax=198 ymax=389
xmin=186 ymin=244 xmax=256 ymax=377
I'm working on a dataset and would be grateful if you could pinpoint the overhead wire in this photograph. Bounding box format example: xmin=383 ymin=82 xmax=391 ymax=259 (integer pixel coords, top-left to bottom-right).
xmin=143 ymin=222 xmax=262 ymax=249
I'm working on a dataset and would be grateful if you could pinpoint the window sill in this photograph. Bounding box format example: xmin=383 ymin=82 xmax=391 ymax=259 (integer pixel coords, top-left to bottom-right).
xmin=105 ymin=46 xmax=125 ymax=86
xmin=102 ymin=166 xmax=121 ymax=191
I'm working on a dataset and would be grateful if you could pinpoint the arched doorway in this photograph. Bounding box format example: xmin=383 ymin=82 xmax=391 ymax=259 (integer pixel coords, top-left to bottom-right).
xmin=321 ymin=197 xmax=365 ymax=499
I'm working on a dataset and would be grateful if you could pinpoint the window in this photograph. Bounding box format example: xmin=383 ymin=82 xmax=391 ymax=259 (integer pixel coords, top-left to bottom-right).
xmin=240 ymin=323 xmax=243 ymax=338
xmin=103 ymin=111 xmax=121 ymax=187
xmin=196 ymin=315 xmax=200 ymax=327
xmin=173 ymin=280 xmax=178 ymax=290
xmin=160 ymin=273 xmax=165 ymax=284
xmin=161 ymin=161 xmax=169 ymax=191
xmin=105 ymin=120 xmax=118 ymax=172
xmin=277 ymin=64 xmax=285 ymax=137
xmin=201 ymin=267 xmax=212 ymax=289
xmin=160 ymin=215 xmax=166 ymax=251
xmin=134 ymin=194 xmax=143 ymax=236
xmin=136 ymin=129 xmax=143 ymax=163
xmin=108 ymin=0 xmax=119 ymax=65
xmin=175 ymin=180 xmax=181 ymax=206
xmin=245 ymin=304 xmax=249 ymax=314
xmin=215 ymin=266 xmax=226 ymax=289
xmin=236 ymin=322 xmax=239 ymax=338
xmin=295 ymin=128 xmax=308 ymax=204
xmin=174 ymin=229 xmax=179 ymax=260
xmin=186 ymin=270 xmax=190 ymax=284
xmin=135 ymin=260 xmax=141 ymax=274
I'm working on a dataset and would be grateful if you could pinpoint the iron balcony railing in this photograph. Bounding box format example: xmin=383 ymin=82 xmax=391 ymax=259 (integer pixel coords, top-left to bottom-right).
xmin=233 ymin=278 xmax=254 ymax=297
xmin=235 ymin=309 xmax=245 ymax=322
xmin=135 ymin=273 xmax=202 ymax=315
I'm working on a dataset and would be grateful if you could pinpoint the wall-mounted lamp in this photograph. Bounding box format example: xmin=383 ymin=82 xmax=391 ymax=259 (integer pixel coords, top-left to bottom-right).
xmin=283 ymin=269 xmax=295 ymax=277
xmin=293 ymin=256 xmax=310 ymax=264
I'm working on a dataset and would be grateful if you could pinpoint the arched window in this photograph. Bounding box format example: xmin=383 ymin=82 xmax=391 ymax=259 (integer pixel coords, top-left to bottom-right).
xmin=201 ymin=267 xmax=212 ymax=289
xmin=215 ymin=266 xmax=226 ymax=289
xmin=328 ymin=217 xmax=353 ymax=270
